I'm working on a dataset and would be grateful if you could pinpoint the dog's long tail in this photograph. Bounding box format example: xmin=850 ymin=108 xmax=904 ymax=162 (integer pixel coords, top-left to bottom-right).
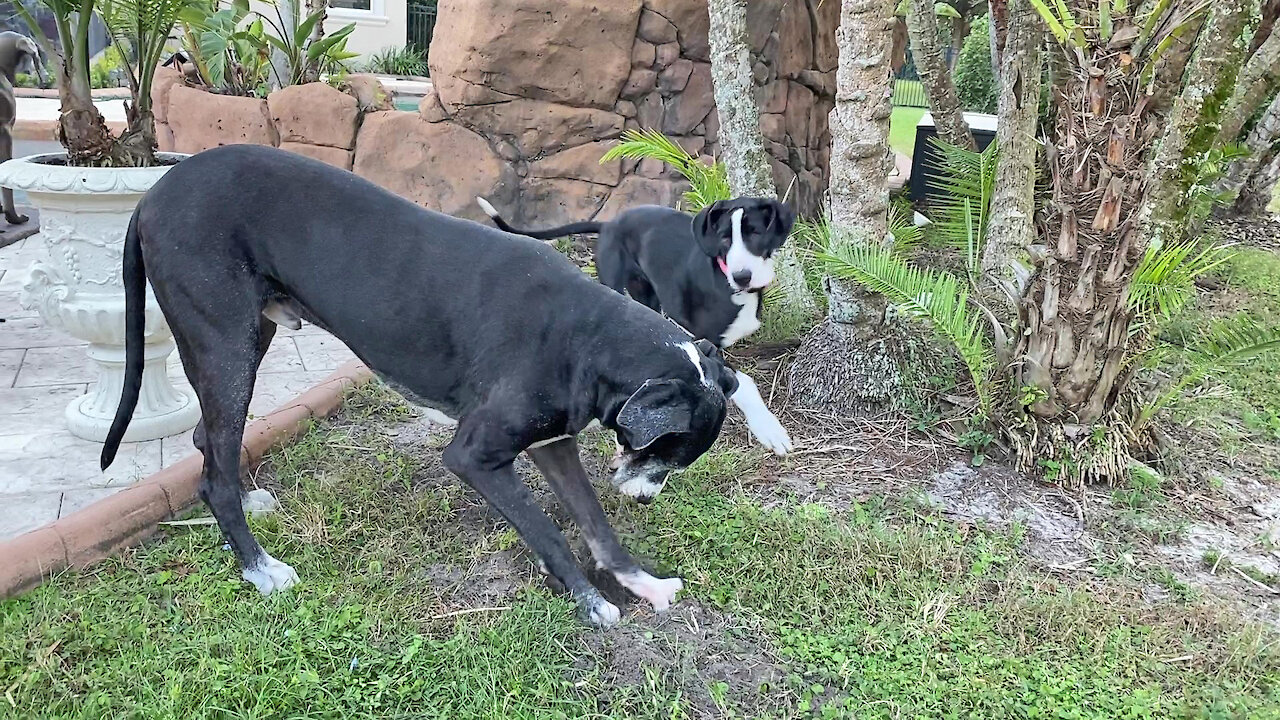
xmin=100 ymin=209 xmax=147 ymax=470
xmin=476 ymin=197 xmax=603 ymax=239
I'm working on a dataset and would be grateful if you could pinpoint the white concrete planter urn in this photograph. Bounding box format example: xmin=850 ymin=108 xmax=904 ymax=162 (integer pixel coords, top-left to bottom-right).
xmin=0 ymin=153 xmax=200 ymax=443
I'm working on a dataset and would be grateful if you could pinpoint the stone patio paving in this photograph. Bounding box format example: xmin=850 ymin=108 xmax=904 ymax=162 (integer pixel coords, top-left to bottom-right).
xmin=0 ymin=232 xmax=357 ymax=541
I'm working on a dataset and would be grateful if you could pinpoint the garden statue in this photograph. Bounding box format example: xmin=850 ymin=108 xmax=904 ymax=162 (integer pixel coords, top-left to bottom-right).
xmin=0 ymin=30 xmax=45 ymax=226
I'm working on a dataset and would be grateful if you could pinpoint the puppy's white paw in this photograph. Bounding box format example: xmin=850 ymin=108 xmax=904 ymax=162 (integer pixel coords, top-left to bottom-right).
xmin=242 ymin=488 xmax=279 ymax=515
xmin=616 ymin=569 xmax=683 ymax=612
xmin=609 ymin=441 xmax=625 ymax=471
xmin=242 ymin=552 xmax=299 ymax=595
xmin=578 ymin=590 xmax=621 ymax=627
xmin=747 ymin=412 xmax=793 ymax=456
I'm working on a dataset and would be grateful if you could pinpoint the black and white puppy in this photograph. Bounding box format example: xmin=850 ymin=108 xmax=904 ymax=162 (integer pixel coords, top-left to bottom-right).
xmin=100 ymin=145 xmax=741 ymax=626
xmin=477 ymin=197 xmax=795 ymax=456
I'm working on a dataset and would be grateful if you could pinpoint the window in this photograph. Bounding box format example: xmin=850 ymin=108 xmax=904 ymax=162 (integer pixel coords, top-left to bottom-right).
xmin=327 ymin=0 xmax=386 ymax=22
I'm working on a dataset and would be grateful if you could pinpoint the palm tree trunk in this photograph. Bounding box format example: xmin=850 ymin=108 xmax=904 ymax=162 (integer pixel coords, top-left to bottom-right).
xmin=1144 ymin=0 xmax=1250 ymax=243
xmin=982 ymin=0 xmax=1041 ymax=313
xmin=1250 ymin=0 xmax=1280 ymax=58
xmin=1237 ymin=147 xmax=1280 ymax=214
xmin=989 ymin=0 xmax=1009 ymax=72
xmin=706 ymin=0 xmax=775 ymax=196
xmin=706 ymin=0 xmax=815 ymax=330
xmin=1224 ymin=91 xmax=1280 ymax=210
xmin=905 ymin=0 xmax=975 ymax=149
xmin=790 ymin=0 xmax=901 ymax=413
xmin=1216 ymin=25 xmax=1280 ymax=146
xmin=949 ymin=15 xmax=970 ymax=71
xmin=55 ymin=41 xmax=116 ymax=166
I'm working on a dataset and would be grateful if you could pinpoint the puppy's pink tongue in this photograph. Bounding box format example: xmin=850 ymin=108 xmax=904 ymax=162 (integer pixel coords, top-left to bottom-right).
xmin=717 ymin=257 xmax=729 ymax=277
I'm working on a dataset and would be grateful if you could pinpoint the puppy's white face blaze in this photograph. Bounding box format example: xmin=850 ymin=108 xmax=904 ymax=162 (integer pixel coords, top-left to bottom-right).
xmin=724 ymin=208 xmax=776 ymax=291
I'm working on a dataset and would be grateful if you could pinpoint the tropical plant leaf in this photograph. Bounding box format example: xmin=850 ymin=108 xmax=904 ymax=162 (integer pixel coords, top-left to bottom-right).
xmin=820 ymin=232 xmax=995 ymax=413
xmin=601 ymin=128 xmax=731 ymax=211
xmin=1128 ymin=237 xmax=1234 ymax=325
xmin=888 ymin=197 xmax=925 ymax=253
xmin=1138 ymin=317 xmax=1280 ymax=428
xmin=922 ymin=137 xmax=998 ymax=272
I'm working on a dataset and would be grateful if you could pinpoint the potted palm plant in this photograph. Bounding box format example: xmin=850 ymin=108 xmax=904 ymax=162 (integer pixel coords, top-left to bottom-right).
xmin=0 ymin=0 xmax=202 ymax=443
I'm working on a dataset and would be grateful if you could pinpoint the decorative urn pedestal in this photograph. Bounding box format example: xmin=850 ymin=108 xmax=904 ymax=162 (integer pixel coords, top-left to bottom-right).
xmin=0 ymin=153 xmax=200 ymax=443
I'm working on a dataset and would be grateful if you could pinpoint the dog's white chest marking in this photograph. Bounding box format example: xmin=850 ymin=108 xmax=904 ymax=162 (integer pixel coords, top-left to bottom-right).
xmin=721 ymin=291 xmax=761 ymax=348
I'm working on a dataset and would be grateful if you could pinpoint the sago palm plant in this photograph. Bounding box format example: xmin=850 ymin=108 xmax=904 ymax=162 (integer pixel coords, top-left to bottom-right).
xmin=18 ymin=0 xmax=198 ymax=166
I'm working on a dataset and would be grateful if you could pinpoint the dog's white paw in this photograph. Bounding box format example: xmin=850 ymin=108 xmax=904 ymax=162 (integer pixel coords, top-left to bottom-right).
xmin=616 ymin=570 xmax=683 ymax=612
xmin=609 ymin=441 xmax=625 ymax=471
xmin=242 ymin=488 xmax=279 ymax=515
xmin=242 ymin=552 xmax=299 ymax=595
xmin=578 ymin=591 xmax=621 ymax=627
xmin=747 ymin=413 xmax=793 ymax=456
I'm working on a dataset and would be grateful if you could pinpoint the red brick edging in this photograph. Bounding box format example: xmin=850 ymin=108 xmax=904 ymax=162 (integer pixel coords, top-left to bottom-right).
xmin=0 ymin=360 xmax=374 ymax=599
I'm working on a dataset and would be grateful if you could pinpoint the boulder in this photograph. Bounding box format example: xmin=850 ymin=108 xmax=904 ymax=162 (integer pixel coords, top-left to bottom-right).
xmin=813 ymin=0 xmax=841 ymax=73
xmin=658 ymin=59 xmax=693 ymax=93
xmin=758 ymin=80 xmax=788 ymax=114
xmin=662 ymin=62 xmax=713 ymax=134
xmin=529 ymin=140 xmax=623 ymax=186
xmin=268 ymin=83 xmax=360 ymax=149
xmin=419 ymin=89 xmax=448 ymax=122
xmin=746 ymin=0 xmax=786 ymax=52
xmin=621 ymin=69 xmax=658 ymax=99
xmin=646 ymin=0 xmax=710 ymax=62
xmin=615 ymin=99 xmax=637 ymax=118
xmin=632 ymin=39 xmax=656 ymax=67
xmin=452 ymin=99 xmax=624 ymax=156
xmin=519 ymin=177 xmax=611 ymax=225
xmin=150 ymin=65 xmax=183 ymax=124
xmin=637 ymin=8 xmax=678 ymax=44
xmin=431 ymin=0 xmax=643 ymax=110
xmin=785 ymin=81 xmax=814 ymax=142
xmin=636 ymin=92 xmax=664 ymax=130
xmin=760 ymin=113 xmax=787 ymax=143
xmin=280 ymin=141 xmax=354 ymax=170
xmin=775 ymin=1 xmax=813 ymax=79
xmin=597 ymin=174 xmax=686 ymax=221
xmin=167 ymin=86 xmax=278 ymax=153
xmin=155 ymin=121 xmax=174 ymax=153
xmin=655 ymin=42 xmax=681 ymax=68
xmin=353 ymin=112 xmax=516 ymax=221
xmin=342 ymin=74 xmax=394 ymax=112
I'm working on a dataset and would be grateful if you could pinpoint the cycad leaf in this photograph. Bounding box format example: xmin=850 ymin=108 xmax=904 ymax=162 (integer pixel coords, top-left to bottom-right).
xmin=601 ymin=128 xmax=730 ymax=211
xmin=820 ymin=232 xmax=994 ymax=412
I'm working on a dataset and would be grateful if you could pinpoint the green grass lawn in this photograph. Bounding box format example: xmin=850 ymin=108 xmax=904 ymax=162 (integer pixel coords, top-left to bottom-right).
xmin=890 ymin=105 xmax=926 ymax=156
xmin=2 ymin=387 xmax=1277 ymax=718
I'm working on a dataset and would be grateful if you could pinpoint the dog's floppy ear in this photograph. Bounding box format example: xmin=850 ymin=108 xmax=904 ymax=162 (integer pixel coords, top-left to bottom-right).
xmin=693 ymin=339 xmax=739 ymax=398
xmin=616 ymin=379 xmax=694 ymax=450
xmin=691 ymin=200 xmax=729 ymax=257
xmin=766 ymin=200 xmax=797 ymax=238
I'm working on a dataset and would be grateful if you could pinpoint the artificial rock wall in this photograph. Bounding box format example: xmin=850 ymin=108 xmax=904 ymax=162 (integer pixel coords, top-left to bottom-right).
xmin=155 ymin=0 xmax=839 ymax=223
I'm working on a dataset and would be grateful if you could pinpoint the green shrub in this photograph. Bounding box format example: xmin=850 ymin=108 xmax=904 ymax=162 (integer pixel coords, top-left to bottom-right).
xmin=364 ymin=46 xmax=429 ymax=77
xmin=953 ymin=14 xmax=997 ymax=114
xmin=89 ymin=46 xmax=125 ymax=90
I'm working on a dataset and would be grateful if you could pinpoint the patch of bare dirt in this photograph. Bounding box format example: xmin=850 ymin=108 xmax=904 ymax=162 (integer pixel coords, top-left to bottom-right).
xmin=581 ymin=600 xmax=789 ymax=719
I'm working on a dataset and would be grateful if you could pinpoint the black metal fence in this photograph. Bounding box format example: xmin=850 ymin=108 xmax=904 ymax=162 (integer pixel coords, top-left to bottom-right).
xmin=891 ymin=48 xmax=955 ymax=109
xmin=407 ymin=0 xmax=437 ymax=59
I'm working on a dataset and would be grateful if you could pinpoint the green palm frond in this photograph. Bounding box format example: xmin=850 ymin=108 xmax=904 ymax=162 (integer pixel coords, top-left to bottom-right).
xmin=601 ymin=128 xmax=731 ymax=211
xmin=923 ymin=137 xmax=998 ymax=273
xmin=888 ymin=197 xmax=924 ymax=254
xmin=1138 ymin=317 xmax=1280 ymax=428
xmin=820 ymin=233 xmax=995 ymax=413
xmin=98 ymin=0 xmax=200 ymax=105
xmin=1128 ymin=238 xmax=1234 ymax=325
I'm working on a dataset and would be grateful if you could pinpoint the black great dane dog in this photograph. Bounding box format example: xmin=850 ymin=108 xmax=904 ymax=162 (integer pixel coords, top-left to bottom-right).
xmin=477 ymin=197 xmax=796 ymax=456
xmin=101 ymin=145 xmax=740 ymax=626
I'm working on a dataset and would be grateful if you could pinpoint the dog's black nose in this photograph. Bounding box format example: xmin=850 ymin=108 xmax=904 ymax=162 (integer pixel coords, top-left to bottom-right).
xmin=636 ymin=494 xmax=655 ymax=506
xmin=732 ymin=270 xmax=752 ymax=287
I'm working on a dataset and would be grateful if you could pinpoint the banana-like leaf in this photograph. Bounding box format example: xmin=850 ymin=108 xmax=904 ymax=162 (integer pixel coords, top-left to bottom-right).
xmin=820 ymin=234 xmax=995 ymax=413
